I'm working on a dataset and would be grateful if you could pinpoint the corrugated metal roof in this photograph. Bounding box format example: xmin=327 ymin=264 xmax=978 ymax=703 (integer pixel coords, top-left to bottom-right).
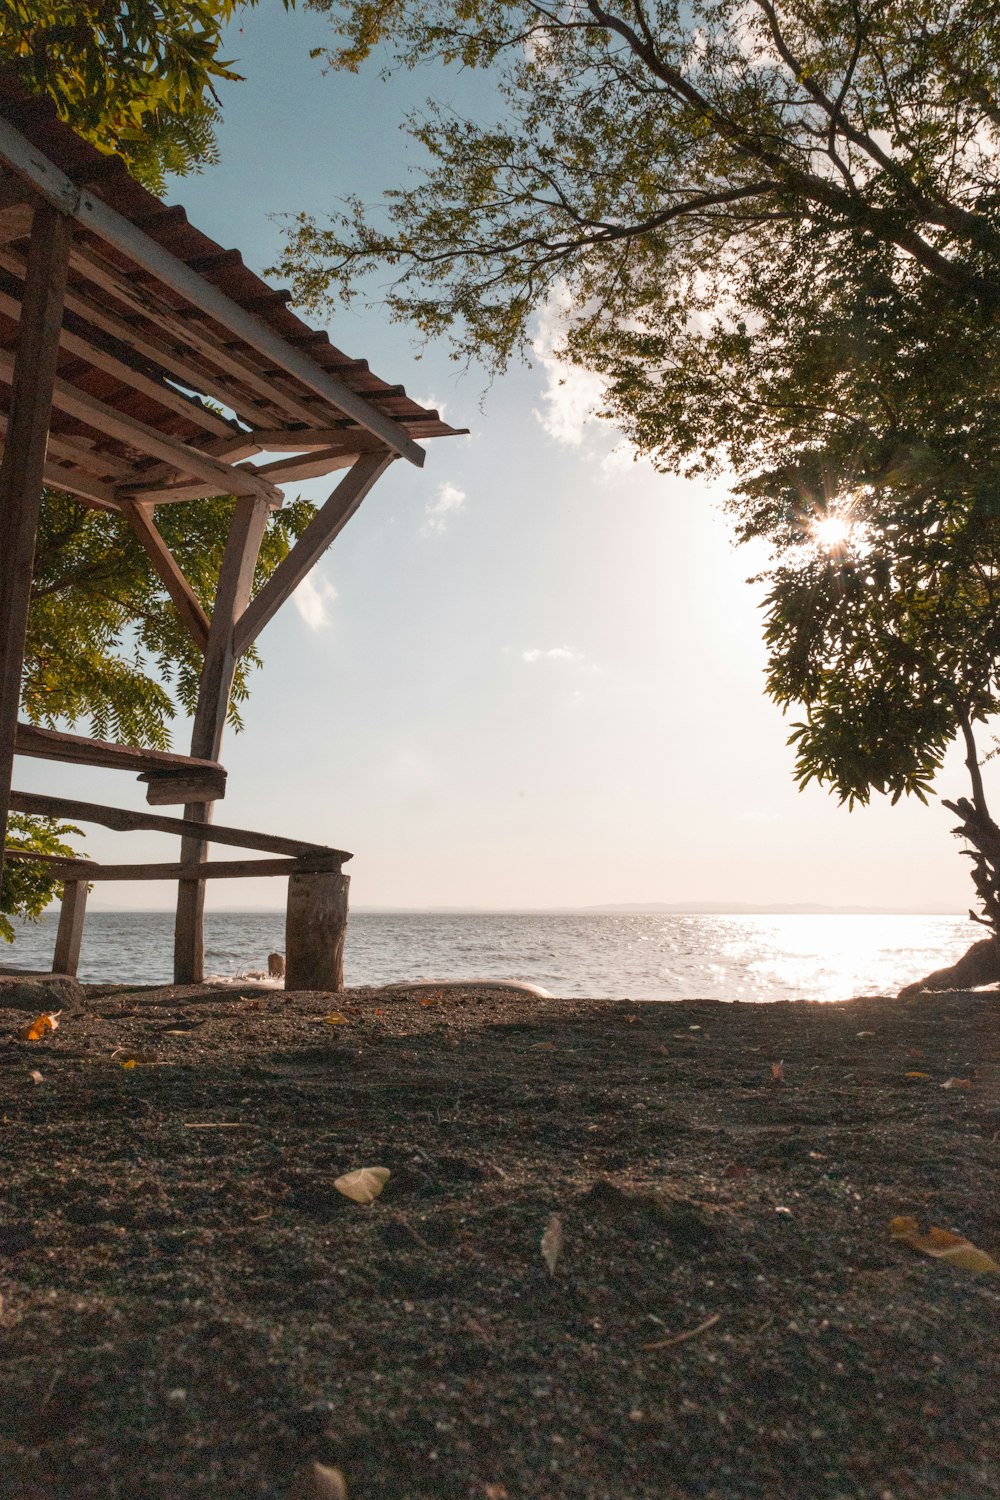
xmin=0 ymin=73 xmax=464 ymax=509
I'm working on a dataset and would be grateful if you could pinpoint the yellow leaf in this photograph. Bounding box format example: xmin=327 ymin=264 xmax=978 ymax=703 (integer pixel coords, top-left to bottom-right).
xmin=334 ymin=1167 xmax=390 ymax=1205
xmin=288 ymin=1461 xmax=349 ymax=1500
xmin=22 ymin=1012 xmax=59 ymax=1041
xmin=324 ymin=1013 xmax=349 ymax=1026
xmin=121 ymin=1059 xmax=137 ymax=1070
xmin=904 ymin=1071 xmax=930 ymax=1079
xmin=891 ymin=1216 xmax=999 ymax=1273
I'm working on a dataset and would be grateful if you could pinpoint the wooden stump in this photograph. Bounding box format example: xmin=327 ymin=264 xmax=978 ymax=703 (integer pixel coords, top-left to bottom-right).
xmin=53 ymin=879 xmax=88 ymax=977
xmin=285 ymin=871 xmax=349 ymax=992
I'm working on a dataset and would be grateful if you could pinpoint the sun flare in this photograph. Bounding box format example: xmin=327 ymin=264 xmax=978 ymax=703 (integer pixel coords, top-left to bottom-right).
xmin=812 ymin=514 xmax=854 ymax=550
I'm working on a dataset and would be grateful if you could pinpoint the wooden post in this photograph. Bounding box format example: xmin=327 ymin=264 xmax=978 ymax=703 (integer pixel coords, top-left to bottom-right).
xmin=0 ymin=202 xmax=71 ymax=886
xmin=52 ymin=878 xmax=88 ymax=976
xmin=285 ymin=871 xmax=350 ymax=992
xmin=173 ymin=494 xmax=270 ymax=983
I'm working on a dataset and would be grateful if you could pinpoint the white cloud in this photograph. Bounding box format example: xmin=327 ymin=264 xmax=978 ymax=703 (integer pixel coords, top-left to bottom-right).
xmin=415 ymin=392 xmax=447 ymax=421
xmin=532 ymin=294 xmax=606 ymax=447
xmin=522 ymin=646 xmax=584 ymax=664
xmin=423 ymin=480 xmax=466 ymax=533
xmin=293 ymin=571 xmax=338 ymax=630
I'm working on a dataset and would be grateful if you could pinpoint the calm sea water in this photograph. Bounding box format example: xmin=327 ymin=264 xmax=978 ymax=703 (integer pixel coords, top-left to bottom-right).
xmin=1 ymin=909 xmax=978 ymax=1001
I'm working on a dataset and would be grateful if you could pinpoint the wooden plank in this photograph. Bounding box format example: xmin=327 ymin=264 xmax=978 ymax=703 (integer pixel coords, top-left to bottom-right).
xmin=175 ymin=493 xmax=271 ymax=982
xmin=0 ymin=204 xmax=72 ymax=889
xmin=285 ymin=871 xmax=350 ymax=992
xmin=139 ymin=767 xmax=227 ymax=804
xmin=0 ymin=118 xmax=425 ymax=464
xmin=8 ymin=789 xmax=350 ymax=860
xmin=234 ymin=452 xmax=394 ymax=656
xmin=0 ymin=284 xmax=235 ymax=439
xmin=0 ymin=246 xmax=283 ymax=431
xmin=69 ymin=242 xmax=326 ymax=428
xmin=52 ymin=879 xmax=87 ymax=976
xmin=14 ymin=721 xmax=225 ymax=780
xmin=251 ymin=448 xmax=362 ymax=483
xmin=120 ymin=501 xmax=210 ymax=651
xmin=0 ymin=346 xmax=283 ymax=504
xmin=46 ymin=855 xmax=344 ymax=881
xmin=0 ymin=434 xmax=119 ymax=510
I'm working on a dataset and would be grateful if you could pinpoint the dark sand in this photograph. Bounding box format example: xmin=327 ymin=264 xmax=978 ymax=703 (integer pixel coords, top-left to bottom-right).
xmin=0 ymin=983 xmax=997 ymax=1499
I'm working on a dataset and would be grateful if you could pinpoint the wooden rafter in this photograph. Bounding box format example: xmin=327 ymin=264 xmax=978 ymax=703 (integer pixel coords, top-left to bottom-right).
xmin=119 ymin=500 xmax=210 ymax=651
xmin=234 ymin=451 xmax=395 ymax=657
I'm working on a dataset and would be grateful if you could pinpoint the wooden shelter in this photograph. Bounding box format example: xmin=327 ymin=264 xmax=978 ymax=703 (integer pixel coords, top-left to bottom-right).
xmin=0 ymin=78 xmax=463 ymax=989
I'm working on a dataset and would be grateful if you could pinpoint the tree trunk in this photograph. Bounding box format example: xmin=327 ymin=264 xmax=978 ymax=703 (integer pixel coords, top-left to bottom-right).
xmin=897 ymin=935 xmax=1000 ymax=998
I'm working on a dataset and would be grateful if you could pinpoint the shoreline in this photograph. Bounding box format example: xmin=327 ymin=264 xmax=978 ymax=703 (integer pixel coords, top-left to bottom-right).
xmin=1 ymin=981 xmax=997 ymax=1497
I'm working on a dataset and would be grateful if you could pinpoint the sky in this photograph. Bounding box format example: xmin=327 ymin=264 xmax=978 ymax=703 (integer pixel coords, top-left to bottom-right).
xmin=18 ymin=3 xmax=980 ymax=912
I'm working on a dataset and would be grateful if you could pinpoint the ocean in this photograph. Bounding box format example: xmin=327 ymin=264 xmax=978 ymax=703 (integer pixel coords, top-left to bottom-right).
xmin=1 ymin=909 xmax=978 ymax=1001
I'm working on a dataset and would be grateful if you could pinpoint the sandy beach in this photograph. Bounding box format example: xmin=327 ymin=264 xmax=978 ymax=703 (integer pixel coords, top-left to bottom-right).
xmin=0 ymin=982 xmax=997 ymax=1499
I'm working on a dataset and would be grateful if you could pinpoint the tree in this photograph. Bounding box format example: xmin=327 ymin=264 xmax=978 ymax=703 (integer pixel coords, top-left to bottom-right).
xmin=276 ymin=0 xmax=1000 ymax=977
xmin=281 ymin=0 xmax=1000 ymax=378
xmin=0 ymin=0 xmax=292 ymax=191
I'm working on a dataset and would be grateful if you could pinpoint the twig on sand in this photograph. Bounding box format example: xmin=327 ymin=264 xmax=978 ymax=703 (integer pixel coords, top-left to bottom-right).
xmin=641 ymin=1312 xmax=721 ymax=1351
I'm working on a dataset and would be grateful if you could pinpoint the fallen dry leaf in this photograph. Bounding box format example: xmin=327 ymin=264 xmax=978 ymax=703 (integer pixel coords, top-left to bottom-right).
xmin=334 ymin=1167 xmax=390 ymax=1205
xmin=904 ymin=1071 xmax=931 ymax=1080
xmin=483 ymin=1487 xmax=509 ymax=1500
xmin=323 ymin=1013 xmax=349 ymax=1026
xmin=22 ymin=1012 xmax=59 ymax=1041
xmin=120 ymin=1059 xmax=137 ymax=1070
xmin=941 ymin=1077 xmax=972 ymax=1090
xmin=287 ymin=1462 xmax=348 ymax=1500
xmin=770 ymin=1060 xmax=785 ymax=1085
xmin=29 ymin=1070 xmax=43 ymax=1085
xmin=856 ymin=1030 xmax=876 ymax=1038
xmin=891 ymin=1216 xmax=999 ymax=1273
xmin=541 ymin=1214 xmax=564 ymax=1276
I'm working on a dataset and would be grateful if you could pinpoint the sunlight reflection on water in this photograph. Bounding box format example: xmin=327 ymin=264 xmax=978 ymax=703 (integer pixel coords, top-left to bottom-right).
xmin=3 ymin=909 xmax=979 ymax=1001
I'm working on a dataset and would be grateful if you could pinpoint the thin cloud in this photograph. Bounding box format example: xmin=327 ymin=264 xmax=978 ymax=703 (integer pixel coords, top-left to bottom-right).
xmin=532 ymin=294 xmax=605 ymax=446
xmin=522 ymin=646 xmax=584 ymax=664
xmin=423 ymin=480 xmax=466 ymax=533
xmin=293 ymin=571 xmax=337 ymax=630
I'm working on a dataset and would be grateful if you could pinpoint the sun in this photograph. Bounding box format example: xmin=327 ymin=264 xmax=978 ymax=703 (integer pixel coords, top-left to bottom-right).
xmin=812 ymin=514 xmax=854 ymax=550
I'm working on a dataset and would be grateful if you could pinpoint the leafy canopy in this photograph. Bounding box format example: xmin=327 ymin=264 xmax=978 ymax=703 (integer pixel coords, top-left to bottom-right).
xmin=0 ymin=0 xmax=293 ymax=189
xmin=281 ymin=0 xmax=1000 ymax=397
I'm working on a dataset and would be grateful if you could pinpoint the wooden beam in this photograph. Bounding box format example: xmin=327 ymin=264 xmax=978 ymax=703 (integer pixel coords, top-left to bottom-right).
xmin=119 ymin=501 xmax=210 ymax=651
xmin=14 ymin=721 xmax=225 ymax=783
xmin=0 ymin=284 xmax=235 ymax=440
xmin=234 ymin=452 xmax=394 ymax=657
xmin=46 ymin=854 xmax=344 ymax=881
xmin=8 ymin=789 xmax=350 ymax=860
xmin=69 ymin=241 xmax=326 ymax=428
xmin=0 ymin=117 xmax=426 ymax=465
xmin=0 ymin=204 xmax=71 ymax=889
xmin=251 ymin=448 xmax=363 ymax=483
xmin=0 ymin=245 xmax=282 ymax=431
xmin=52 ymin=879 xmax=87 ymax=976
xmin=0 ymin=434 xmax=119 ymax=511
xmin=175 ymin=493 xmax=271 ymax=982
xmin=0 ymin=346 xmax=284 ymax=504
